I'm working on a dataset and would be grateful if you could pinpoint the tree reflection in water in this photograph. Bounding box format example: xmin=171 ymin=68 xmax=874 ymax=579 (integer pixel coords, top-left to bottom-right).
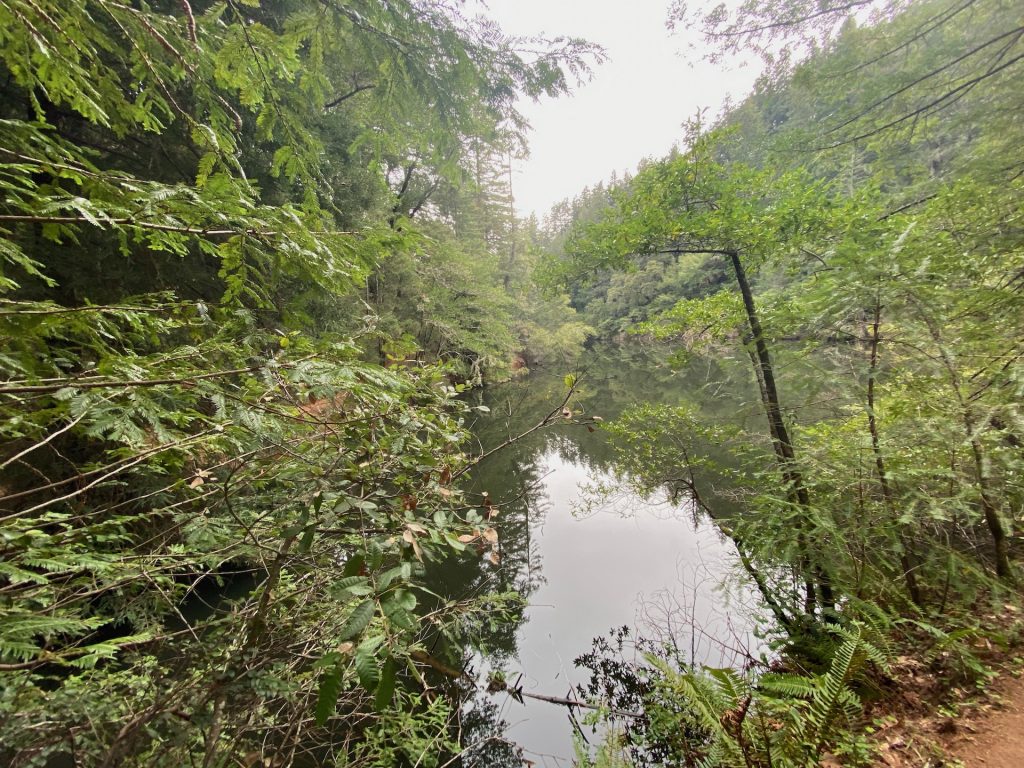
xmin=428 ymin=345 xmax=766 ymax=764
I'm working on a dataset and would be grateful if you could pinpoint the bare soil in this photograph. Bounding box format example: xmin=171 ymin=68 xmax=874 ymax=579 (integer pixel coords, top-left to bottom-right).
xmin=870 ymin=637 xmax=1024 ymax=767
xmin=943 ymin=672 xmax=1024 ymax=768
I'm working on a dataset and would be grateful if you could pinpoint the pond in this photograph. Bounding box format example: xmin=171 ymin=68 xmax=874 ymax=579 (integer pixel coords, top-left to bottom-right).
xmin=431 ymin=345 xmax=771 ymax=765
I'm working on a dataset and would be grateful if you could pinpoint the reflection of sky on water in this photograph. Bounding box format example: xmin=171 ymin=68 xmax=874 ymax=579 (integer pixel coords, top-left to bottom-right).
xmin=489 ymin=449 xmax=761 ymax=766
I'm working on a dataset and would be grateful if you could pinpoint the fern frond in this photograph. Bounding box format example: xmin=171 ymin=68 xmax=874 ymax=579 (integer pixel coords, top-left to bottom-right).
xmin=670 ymin=669 xmax=755 ymax=768
xmin=674 ymin=672 xmax=734 ymax=732
xmin=758 ymin=672 xmax=816 ymax=699
xmin=830 ymin=623 xmax=891 ymax=673
xmin=802 ymin=625 xmax=868 ymax=758
xmin=707 ymin=667 xmax=751 ymax=705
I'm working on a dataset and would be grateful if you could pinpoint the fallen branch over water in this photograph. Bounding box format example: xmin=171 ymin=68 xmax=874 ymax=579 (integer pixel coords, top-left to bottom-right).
xmin=409 ymin=650 xmax=644 ymax=719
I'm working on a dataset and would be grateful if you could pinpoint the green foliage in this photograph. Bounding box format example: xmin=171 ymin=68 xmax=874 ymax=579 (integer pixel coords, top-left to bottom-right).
xmin=551 ymin=3 xmax=1024 ymax=762
xmin=0 ymin=305 xmax=490 ymax=763
xmin=0 ymin=1 xmax=602 ymax=765
xmin=559 ymin=127 xmax=836 ymax=279
xmin=574 ymin=729 xmax=637 ymax=768
xmin=351 ymin=689 xmax=459 ymax=767
xmin=553 ymin=6 xmax=1024 ymax=615
xmin=624 ymin=623 xmax=887 ymax=768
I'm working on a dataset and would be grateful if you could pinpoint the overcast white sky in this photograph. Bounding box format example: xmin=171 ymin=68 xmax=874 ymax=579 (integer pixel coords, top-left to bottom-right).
xmin=478 ymin=0 xmax=761 ymax=218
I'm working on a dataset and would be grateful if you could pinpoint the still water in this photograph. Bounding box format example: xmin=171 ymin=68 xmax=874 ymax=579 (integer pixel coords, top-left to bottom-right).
xmin=436 ymin=346 xmax=767 ymax=765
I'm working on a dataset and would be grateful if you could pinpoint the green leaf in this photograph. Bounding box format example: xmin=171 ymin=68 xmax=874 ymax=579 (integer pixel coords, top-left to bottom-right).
xmin=393 ymin=588 xmax=417 ymax=611
xmin=339 ymin=600 xmax=375 ymax=641
xmin=281 ymin=508 xmax=310 ymax=538
xmin=355 ymin=637 xmax=382 ymax=692
xmin=314 ymin=663 xmax=343 ymax=726
xmin=331 ymin=576 xmax=373 ymax=598
xmin=382 ymin=596 xmax=417 ymax=632
xmin=376 ymin=566 xmax=403 ymax=591
xmin=342 ymin=554 xmax=365 ymax=577
xmin=374 ymin=656 xmax=397 ymax=711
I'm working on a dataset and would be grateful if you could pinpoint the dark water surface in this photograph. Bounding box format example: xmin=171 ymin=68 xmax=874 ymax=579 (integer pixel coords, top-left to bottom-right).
xmin=434 ymin=346 xmax=768 ymax=766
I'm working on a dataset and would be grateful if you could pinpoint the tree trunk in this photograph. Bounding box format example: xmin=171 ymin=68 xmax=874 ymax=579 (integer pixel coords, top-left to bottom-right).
xmin=728 ymin=252 xmax=808 ymax=504
xmin=727 ymin=250 xmax=833 ymax=614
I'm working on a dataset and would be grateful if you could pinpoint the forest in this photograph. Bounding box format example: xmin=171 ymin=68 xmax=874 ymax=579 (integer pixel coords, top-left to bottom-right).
xmin=0 ymin=0 xmax=1021 ymax=766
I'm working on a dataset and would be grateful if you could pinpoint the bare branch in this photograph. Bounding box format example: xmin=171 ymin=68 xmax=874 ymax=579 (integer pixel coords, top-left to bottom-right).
xmin=323 ymin=83 xmax=376 ymax=110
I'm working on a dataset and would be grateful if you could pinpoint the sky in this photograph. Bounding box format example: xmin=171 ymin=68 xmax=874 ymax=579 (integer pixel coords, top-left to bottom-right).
xmin=479 ymin=0 xmax=762 ymax=219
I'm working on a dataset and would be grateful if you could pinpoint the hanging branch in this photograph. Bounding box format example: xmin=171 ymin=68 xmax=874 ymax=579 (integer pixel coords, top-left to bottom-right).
xmin=0 ymin=355 xmax=316 ymax=396
xmin=452 ymin=375 xmax=596 ymax=480
xmin=0 ymin=214 xmax=355 ymax=238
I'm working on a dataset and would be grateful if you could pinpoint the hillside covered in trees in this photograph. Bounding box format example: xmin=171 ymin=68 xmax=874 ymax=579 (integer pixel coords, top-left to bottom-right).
xmin=1 ymin=0 xmax=1022 ymax=766
xmin=545 ymin=0 xmax=1024 ymax=764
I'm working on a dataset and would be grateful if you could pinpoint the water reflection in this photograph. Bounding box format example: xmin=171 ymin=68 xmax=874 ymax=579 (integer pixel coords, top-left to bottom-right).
xmin=432 ymin=347 xmax=764 ymax=765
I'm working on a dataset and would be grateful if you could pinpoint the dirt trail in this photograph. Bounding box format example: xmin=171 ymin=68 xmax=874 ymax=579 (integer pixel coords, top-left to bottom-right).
xmin=871 ymin=663 xmax=1024 ymax=768
xmin=945 ymin=672 xmax=1024 ymax=768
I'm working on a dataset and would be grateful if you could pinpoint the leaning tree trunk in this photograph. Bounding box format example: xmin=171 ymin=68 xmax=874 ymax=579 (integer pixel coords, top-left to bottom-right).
xmin=727 ymin=250 xmax=834 ymax=613
xmin=728 ymin=251 xmax=805 ymax=499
